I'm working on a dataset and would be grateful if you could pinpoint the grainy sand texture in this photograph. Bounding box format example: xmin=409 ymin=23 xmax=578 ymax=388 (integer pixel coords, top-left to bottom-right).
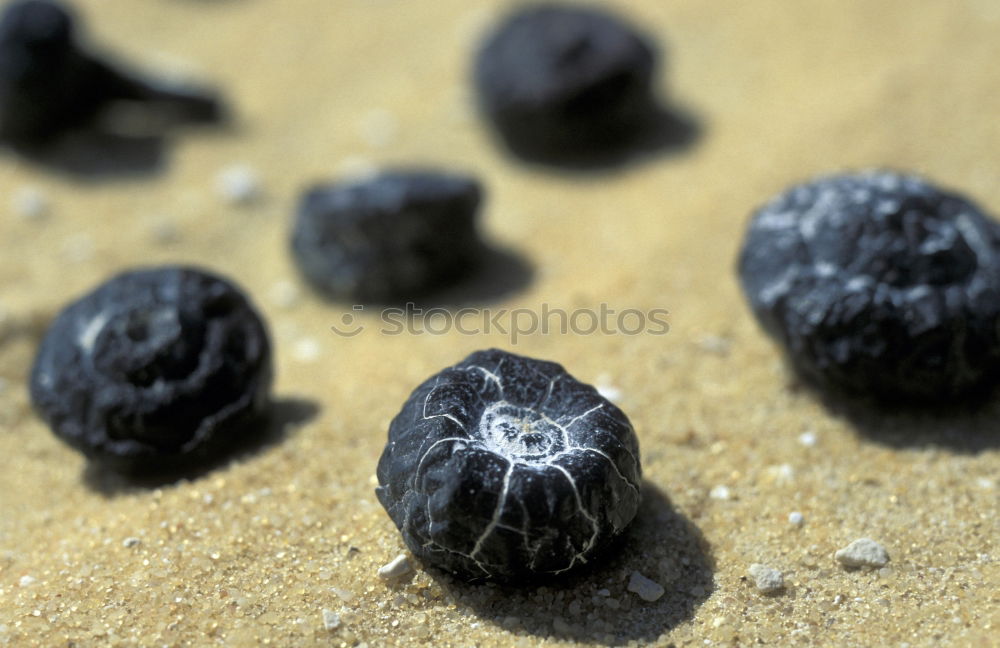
xmin=1 ymin=1 xmax=998 ymax=646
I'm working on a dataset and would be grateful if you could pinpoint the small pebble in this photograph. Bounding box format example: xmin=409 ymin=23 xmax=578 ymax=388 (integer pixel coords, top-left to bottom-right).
xmin=709 ymin=485 xmax=732 ymax=501
xmin=626 ymin=570 xmax=664 ymax=602
xmin=595 ymin=588 xmax=611 ymax=597
xmin=358 ymin=108 xmax=398 ymax=149
xmin=18 ymin=575 xmax=35 ymax=587
xmin=331 ymin=587 xmax=355 ymax=603
xmin=148 ymin=216 xmax=181 ymax=245
xmin=788 ymin=511 xmax=805 ymax=526
xmin=764 ymin=463 xmax=795 ymax=484
xmin=322 ymin=609 xmax=341 ymax=631
xmin=594 ymin=374 xmax=622 ymax=402
xmin=216 ymin=164 xmax=262 ymax=205
xmin=122 ymin=537 xmax=141 ymax=548
xmin=798 ymin=431 xmax=818 ymax=447
xmin=747 ymin=563 xmax=785 ymax=594
xmin=11 ymin=186 xmax=50 ymax=221
xmin=377 ymin=554 xmax=413 ymax=581
xmin=697 ymin=334 xmax=731 ymax=356
xmin=835 ymin=538 xmax=890 ymax=568
xmin=335 ymin=155 xmax=378 ymax=181
xmin=60 ymin=234 xmax=94 ymax=263
xmin=268 ymin=280 xmax=301 ymax=310
xmin=292 ymin=337 xmax=320 ymax=363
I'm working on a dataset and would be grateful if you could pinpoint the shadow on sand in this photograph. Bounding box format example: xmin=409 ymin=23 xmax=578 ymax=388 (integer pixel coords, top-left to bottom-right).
xmin=496 ymin=104 xmax=703 ymax=175
xmin=82 ymin=396 xmax=318 ymax=496
xmin=810 ymin=383 xmax=1000 ymax=454
xmin=426 ymin=482 xmax=714 ymax=646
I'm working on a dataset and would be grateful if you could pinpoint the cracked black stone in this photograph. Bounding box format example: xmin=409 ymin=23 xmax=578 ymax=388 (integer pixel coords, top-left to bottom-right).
xmin=738 ymin=170 xmax=1000 ymax=402
xmin=0 ymin=0 xmax=221 ymax=146
xmin=29 ymin=266 xmax=273 ymax=473
xmin=290 ymin=170 xmax=484 ymax=304
xmin=473 ymin=3 xmax=658 ymax=160
xmin=376 ymin=348 xmax=642 ymax=583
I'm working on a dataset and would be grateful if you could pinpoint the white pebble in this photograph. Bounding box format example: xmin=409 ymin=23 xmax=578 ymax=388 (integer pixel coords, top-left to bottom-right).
xmin=331 ymin=587 xmax=355 ymax=603
xmin=292 ymin=337 xmax=321 ymax=363
xmin=798 ymin=431 xmax=818 ymax=447
xmin=11 ymin=186 xmax=50 ymax=221
xmin=709 ymin=485 xmax=732 ymax=501
xmin=358 ymin=108 xmax=398 ymax=149
xmin=765 ymin=463 xmax=795 ymax=484
xmin=18 ymin=575 xmax=36 ymax=587
xmin=835 ymin=538 xmax=890 ymax=568
xmin=321 ymin=609 xmax=341 ymax=631
xmin=336 ymin=156 xmax=378 ymax=181
xmin=216 ymin=164 xmax=262 ymax=205
xmin=595 ymin=588 xmax=611 ymax=597
xmin=60 ymin=234 xmax=94 ymax=263
xmin=377 ymin=554 xmax=413 ymax=581
xmin=697 ymin=334 xmax=731 ymax=355
xmin=595 ymin=374 xmax=622 ymax=402
xmin=149 ymin=217 xmax=181 ymax=245
xmin=788 ymin=511 xmax=804 ymax=526
xmin=268 ymin=281 xmax=301 ymax=309
xmin=626 ymin=570 xmax=664 ymax=602
xmin=122 ymin=537 xmax=141 ymax=548
xmin=747 ymin=563 xmax=784 ymax=593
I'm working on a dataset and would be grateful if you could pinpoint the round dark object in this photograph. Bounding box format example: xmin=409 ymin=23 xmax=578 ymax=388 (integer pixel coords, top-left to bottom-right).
xmin=473 ymin=3 xmax=658 ymax=160
xmin=30 ymin=266 xmax=273 ymax=473
xmin=0 ymin=0 xmax=221 ymax=146
xmin=738 ymin=170 xmax=1000 ymax=401
xmin=376 ymin=348 xmax=642 ymax=582
xmin=291 ymin=170 xmax=484 ymax=304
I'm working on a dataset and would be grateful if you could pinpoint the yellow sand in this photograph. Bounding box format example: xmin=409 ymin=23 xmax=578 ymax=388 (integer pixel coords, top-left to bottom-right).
xmin=0 ymin=1 xmax=997 ymax=645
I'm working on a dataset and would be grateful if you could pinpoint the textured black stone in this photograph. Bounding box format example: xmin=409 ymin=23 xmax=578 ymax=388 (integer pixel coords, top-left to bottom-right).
xmin=0 ymin=0 xmax=221 ymax=146
xmin=30 ymin=266 xmax=273 ymax=473
xmin=376 ymin=349 xmax=642 ymax=583
xmin=291 ymin=170 xmax=484 ymax=304
xmin=473 ymin=3 xmax=658 ymax=160
xmin=738 ymin=170 xmax=1000 ymax=402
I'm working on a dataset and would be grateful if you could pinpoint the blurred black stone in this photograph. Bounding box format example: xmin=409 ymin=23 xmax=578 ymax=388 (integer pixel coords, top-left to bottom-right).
xmin=473 ymin=3 xmax=697 ymax=170
xmin=0 ymin=0 xmax=225 ymax=176
xmin=30 ymin=266 xmax=273 ymax=474
xmin=738 ymin=170 xmax=1000 ymax=403
xmin=291 ymin=170 xmax=488 ymax=305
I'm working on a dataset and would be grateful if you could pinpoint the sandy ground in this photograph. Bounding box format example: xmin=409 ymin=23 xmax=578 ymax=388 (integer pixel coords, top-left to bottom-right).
xmin=1 ymin=0 xmax=998 ymax=646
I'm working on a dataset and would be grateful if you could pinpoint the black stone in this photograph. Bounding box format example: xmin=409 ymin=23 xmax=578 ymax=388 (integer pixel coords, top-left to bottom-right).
xmin=376 ymin=348 xmax=642 ymax=583
xmin=473 ymin=3 xmax=658 ymax=160
xmin=738 ymin=170 xmax=1000 ymax=402
xmin=291 ymin=170 xmax=485 ymax=304
xmin=0 ymin=0 xmax=221 ymax=147
xmin=30 ymin=266 xmax=273 ymax=473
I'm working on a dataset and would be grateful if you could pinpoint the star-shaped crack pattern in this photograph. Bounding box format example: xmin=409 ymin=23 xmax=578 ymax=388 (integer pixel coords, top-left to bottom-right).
xmin=376 ymin=349 xmax=641 ymax=582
